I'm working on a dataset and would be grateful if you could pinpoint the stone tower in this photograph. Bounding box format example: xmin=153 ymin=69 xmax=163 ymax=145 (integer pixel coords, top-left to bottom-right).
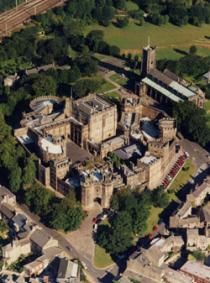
xmin=101 ymin=177 xmax=114 ymax=208
xmin=141 ymin=45 xmax=156 ymax=77
xmin=64 ymin=97 xmax=72 ymax=118
xmin=159 ymin=118 xmax=177 ymax=142
xmin=81 ymin=175 xmax=114 ymax=211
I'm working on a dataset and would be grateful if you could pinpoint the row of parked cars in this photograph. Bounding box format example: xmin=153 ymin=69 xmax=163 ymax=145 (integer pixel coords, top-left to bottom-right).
xmin=162 ymin=152 xmax=189 ymax=189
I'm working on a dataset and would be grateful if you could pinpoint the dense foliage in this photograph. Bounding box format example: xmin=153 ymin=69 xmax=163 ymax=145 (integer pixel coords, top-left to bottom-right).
xmin=173 ymin=102 xmax=210 ymax=146
xmin=0 ymin=0 xmax=23 ymax=12
xmin=96 ymin=187 xmax=169 ymax=255
xmin=24 ymin=187 xmax=84 ymax=231
xmin=135 ymin=0 xmax=210 ymax=26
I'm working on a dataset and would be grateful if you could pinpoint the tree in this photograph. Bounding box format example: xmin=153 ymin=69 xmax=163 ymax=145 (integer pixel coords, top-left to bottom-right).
xmin=63 ymin=18 xmax=84 ymax=39
xmin=116 ymin=17 xmax=129 ymax=28
xmin=22 ymin=156 xmax=36 ymax=188
xmin=108 ymin=211 xmax=133 ymax=254
xmin=189 ymin=45 xmax=197 ymax=55
xmin=8 ymin=165 xmax=22 ymax=193
xmin=24 ymin=184 xmax=54 ymax=216
xmin=50 ymin=192 xmax=84 ymax=231
xmin=151 ymin=187 xmax=170 ymax=209
xmin=173 ymin=101 xmax=210 ymax=146
xmin=113 ymin=0 xmax=126 ymax=10
xmin=32 ymin=76 xmax=57 ymax=97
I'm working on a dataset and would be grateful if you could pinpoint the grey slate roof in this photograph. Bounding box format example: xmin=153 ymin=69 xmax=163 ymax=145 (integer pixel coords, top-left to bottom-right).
xmin=30 ymin=228 xmax=51 ymax=248
xmin=0 ymin=204 xmax=15 ymax=220
xmin=12 ymin=213 xmax=27 ymax=228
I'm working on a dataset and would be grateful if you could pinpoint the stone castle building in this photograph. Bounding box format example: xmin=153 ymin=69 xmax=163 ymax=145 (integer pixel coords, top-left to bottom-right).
xmin=15 ymin=92 xmax=181 ymax=210
xmin=15 ymin=79 xmax=182 ymax=210
xmin=137 ymin=45 xmax=205 ymax=108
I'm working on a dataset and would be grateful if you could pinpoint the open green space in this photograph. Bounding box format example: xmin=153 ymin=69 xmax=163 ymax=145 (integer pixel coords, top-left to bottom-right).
xmin=105 ymin=91 xmax=121 ymax=101
xmin=85 ymin=22 xmax=210 ymax=60
xmin=110 ymin=73 xmax=128 ymax=86
xmin=145 ymin=206 xmax=163 ymax=235
xmin=204 ymin=99 xmax=210 ymax=112
xmin=98 ymin=80 xmax=116 ymax=93
xmin=94 ymin=244 xmax=114 ymax=269
xmin=204 ymin=100 xmax=210 ymax=127
xmin=168 ymin=159 xmax=196 ymax=195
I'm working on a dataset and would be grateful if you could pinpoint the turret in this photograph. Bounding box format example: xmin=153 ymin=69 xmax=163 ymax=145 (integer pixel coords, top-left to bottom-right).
xmin=141 ymin=45 xmax=156 ymax=77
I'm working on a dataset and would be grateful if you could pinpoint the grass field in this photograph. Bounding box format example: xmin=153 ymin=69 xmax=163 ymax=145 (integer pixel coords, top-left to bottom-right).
xmin=94 ymin=244 xmax=114 ymax=269
xmin=146 ymin=206 xmax=163 ymax=235
xmin=85 ymin=22 xmax=210 ymax=60
xmin=110 ymin=73 xmax=128 ymax=86
xmin=105 ymin=91 xmax=121 ymax=101
xmin=99 ymin=80 xmax=116 ymax=93
xmin=168 ymin=159 xmax=196 ymax=194
xmin=204 ymin=100 xmax=210 ymax=127
xmin=204 ymin=99 xmax=210 ymax=113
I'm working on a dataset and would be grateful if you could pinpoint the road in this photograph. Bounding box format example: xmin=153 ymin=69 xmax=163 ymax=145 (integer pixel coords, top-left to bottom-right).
xmin=0 ymin=0 xmax=65 ymax=38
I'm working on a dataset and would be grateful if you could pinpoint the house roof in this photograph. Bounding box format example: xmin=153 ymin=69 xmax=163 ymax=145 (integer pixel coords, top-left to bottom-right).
xmin=181 ymin=261 xmax=210 ymax=280
xmin=203 ymin=71 xmax=210 ymax=80
xmin=0 ymin=204 xmax=15 ymax=220
xmin=12 ymin=213 xmax=27 ymax=228
xmin=30 ymin=229 xmax=51 ymax=248
xmin=57 ymin=258 xmax=79 ymax=279
xmin=0 ymin=185 xmax=15 ymax=202
xmin=202 ymin=202 xmax=210 ymax=222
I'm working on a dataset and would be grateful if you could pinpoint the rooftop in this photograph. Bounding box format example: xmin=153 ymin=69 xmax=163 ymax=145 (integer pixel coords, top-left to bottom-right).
xmin=203 ymin=71 xmax=210 ymax=79
xmin=57 ymin=258 xmax=79 ymax=279
xmin=30 ymin=228 xmax=51 ymax=248
xmin=40 ymin=137 xmax=63 ymax=155
xmin=140 ymin=155 xmax=157 ymax=165
xmin=142 ymin=77 xmax=183 ymax=103
xmin=181 ymin=261 xmax=210 ymax=280
xmin=115 ymin=144 xmax=143 ymax=161
xmin=77 ymin=95 xmax=113 ymax=115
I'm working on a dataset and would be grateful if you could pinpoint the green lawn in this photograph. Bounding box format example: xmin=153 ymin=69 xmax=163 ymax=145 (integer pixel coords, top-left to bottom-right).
xmin=110 ymin=73 xmax=128 ymax=86
xmin=168 ymin=159 xmax=196 ymax=194
xmin=85 ymin=22 xmax=210 ymax=60
xmin=105 ymin=91 xmax=121 ymax=101
xmin=145 ymin=206 xmax=163 ymax=235
xmin=98 ymin=81 xmax=116 ymax=93
xmin=204 ymin=100 xmax=210 ymax=127
xmin=204 ymin=99 xmax=210 ymax=112
xmin=94 ymin=244 xmax=114 ymax=269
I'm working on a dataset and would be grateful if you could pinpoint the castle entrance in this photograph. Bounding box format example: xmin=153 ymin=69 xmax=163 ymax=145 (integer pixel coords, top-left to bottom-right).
xmin=94 ymin=197 xmax=102 ymax=206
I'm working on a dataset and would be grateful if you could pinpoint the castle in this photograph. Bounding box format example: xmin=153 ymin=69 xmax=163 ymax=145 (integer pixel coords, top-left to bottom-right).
xmin=15 ymin=91 xmax=181 ymax=210
xmin=15 ymin=45 xmax=197 ymax=211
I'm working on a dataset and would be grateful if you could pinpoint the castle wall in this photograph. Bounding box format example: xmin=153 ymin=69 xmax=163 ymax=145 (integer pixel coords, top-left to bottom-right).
xmin=37 ymin=161 xmax=50 ymax=187
xmin=147 ymin=158 xmax=162 ymax=190
xmin=42 ymin=122 xmax=70 ymax=138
